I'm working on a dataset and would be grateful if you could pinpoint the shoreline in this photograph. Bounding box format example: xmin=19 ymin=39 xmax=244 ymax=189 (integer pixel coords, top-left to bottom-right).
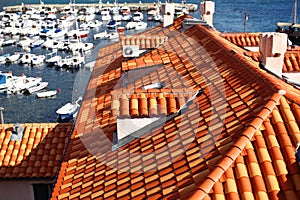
xmin=4 ymin=2 xmax=198 ymax=13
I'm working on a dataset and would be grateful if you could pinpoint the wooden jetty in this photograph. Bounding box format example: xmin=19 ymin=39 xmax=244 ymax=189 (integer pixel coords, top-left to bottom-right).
xmin=3 ymin=2 xmax=198 ymax=13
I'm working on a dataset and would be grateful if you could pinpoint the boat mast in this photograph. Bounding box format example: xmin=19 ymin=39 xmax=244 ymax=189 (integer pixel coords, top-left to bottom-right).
xmin=294 ymin=0 xmax=297 ymax=24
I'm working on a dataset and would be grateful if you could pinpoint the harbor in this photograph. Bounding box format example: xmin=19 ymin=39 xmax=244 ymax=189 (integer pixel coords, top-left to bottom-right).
xmin=3 ymin=2 xmax=198 ymax=13
xmin=0 ymin=0 xmax=199 ymax=123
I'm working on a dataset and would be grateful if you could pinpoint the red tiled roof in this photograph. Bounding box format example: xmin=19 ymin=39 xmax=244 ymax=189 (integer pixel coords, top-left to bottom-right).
xmin=223 ymin=32 xmax=300 ymax=73
xmin=244 ymin=50 xmax=300 ymax=72
xmin=0 ymin=123 xmax=72 ymax=179
xmin=51 ymin=16 xmax=300 ymax=200
xmin=221 ymin=32 xmax=260 ymax=47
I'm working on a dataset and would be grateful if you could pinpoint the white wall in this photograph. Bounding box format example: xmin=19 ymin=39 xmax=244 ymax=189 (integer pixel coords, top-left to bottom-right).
xmin=0 ymin=181 xmax=34 ymax=200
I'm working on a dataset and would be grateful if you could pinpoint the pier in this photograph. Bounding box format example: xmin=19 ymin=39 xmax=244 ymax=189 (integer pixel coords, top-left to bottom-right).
xmin=3 ymin=2 xmax=198 ymax=13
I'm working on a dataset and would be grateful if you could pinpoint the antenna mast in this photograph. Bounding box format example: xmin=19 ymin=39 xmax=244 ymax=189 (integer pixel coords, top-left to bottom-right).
xmin=294 ymin=0 xmax=297 ymax=24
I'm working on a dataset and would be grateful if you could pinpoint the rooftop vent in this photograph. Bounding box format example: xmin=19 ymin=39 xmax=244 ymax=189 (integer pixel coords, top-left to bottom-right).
xmin=182 ymin=18 xmax=208 ymax=26
xmin=10 ymin=123 xmax=25 ymax=141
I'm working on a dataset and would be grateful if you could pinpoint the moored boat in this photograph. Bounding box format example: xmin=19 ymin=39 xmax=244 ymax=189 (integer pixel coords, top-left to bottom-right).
xmin=276 ymin=0 xmax=300 ymax=45
xmin=36 ymin=90 xmax=57 ymax=98
xmin=56 ymin=96 xmax=82 ymax=122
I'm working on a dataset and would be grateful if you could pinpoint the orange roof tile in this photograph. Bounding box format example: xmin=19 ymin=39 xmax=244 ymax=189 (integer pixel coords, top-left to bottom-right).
xmin=50 ymin=15 xmax=300 ymax=200
xmin=221 ymin=32 xmax=260 ymax=47
xmin=0 ymin=123 xmax=72 ymax=179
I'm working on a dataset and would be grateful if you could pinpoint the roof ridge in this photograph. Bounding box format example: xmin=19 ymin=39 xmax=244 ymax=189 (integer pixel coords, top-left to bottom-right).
xmin=187 ymin=90 xmax=285 ymax=199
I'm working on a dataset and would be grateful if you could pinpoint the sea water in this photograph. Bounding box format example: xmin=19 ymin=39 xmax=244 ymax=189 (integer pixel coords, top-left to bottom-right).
xmin=0 ymin=0 xmax=296 ymax=123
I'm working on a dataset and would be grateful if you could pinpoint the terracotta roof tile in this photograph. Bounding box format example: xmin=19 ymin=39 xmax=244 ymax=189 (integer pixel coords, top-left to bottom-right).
xmin=221 ymin=32 xmax=260 ymax=47
xmin=0 ymin=123 xmax=71 ymax=179
xmin=50 ymin=15 xmax=300 ymax=200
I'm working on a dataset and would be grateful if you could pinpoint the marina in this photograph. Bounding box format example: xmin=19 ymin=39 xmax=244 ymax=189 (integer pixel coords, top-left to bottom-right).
xmin=0 ymin=0 xmax=193 ymax=123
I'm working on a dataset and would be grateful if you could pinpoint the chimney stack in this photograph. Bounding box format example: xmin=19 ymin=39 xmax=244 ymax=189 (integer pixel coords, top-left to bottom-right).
xmin=117 ymin=27 xmax=125 ymax=40
xmin=200 ymin=0 xmax=215 ymax=27
xmin=161 ymin=2 xmax=175 ymax=27
xmin=259 ymin=32 xmax=287 ymax=77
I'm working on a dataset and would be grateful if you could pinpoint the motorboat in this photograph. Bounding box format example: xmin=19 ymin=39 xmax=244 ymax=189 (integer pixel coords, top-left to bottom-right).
xmin=135 ymin=21 xmax=147 ymax=30
xmin=94 ymin=30 xmax=108 ymax=40
xmin=56 ymin=96 xmax=82 ymax=122
xmin=30 ymin=40 xmax=44 ymax=48
xmin=120 ymin=6 xmax=131 ymax=15
xmin=101 ymin=13 xmax=112 ymax=21
xmin=19 ymin=53 xmax=45 ymax=65
xmin=106 ymin=20 xmax=118 ymax=29
xmin=0 ymin=71 xmax=25 ymax=93
xmin=153 ymin=14 xmax=163 ymax=22
xmin=6 ymin=53 xmax=21 ymax=64
xmin=23 ymin=82 xmax=49 ymax=94
xmin=133 ymin=12 xmax=144 ymax=22
xmin=105 ymin=32 xmax=119 ymax=40
xmin=79 ymin=20 xmax=102 ymax=29
xmin=68 ymin=40 xmax=94 ymax=52
xmin=56 ymin=52 xmax=85 ymax=68
xmin=67 ymin=29 xmax=89 ymax=38
xmin=17 ymin=37 xmax=35 ymax=48
xmin=46 ymin=29 xmax=67 ymax=39
xmin=126 ymin=21 xmax=137 ymax=30
xmin=2 ymin=39 xmax=16 ymax=46
xmin=113 ymin=14 xmax=122 ymax=22
xmin=45 ymin=51 xmax=62 ymax=66
xmin=6 ymin=76 xmax=42 ymax=95
xmin=121 ymin=13 xmax=132 ymax=21
xmin=36 ymin=90 xmax=57 ymax=98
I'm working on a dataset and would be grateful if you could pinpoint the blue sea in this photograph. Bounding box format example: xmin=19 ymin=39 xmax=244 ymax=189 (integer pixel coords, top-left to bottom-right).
xmin=0 ymin=0 xmax=296 ymax=123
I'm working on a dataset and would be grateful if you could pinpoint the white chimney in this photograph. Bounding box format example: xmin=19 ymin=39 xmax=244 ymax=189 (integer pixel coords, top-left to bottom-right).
xmin=200 ymin=0 xmax=215 ymax=27
xmin=259 ymin=32 xmax=287 ymax=77
xmin=162 ymin=2 xmax=175 ymax=27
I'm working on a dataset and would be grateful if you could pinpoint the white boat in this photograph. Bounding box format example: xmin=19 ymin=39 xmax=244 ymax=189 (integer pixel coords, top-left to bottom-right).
xmin=120 ymin=6 xmax=131 ymax=15
xmin=30 ymin=40 xmax=44 ymax=48
xmin=46 ymin=29 xmax=67 ymax=39
xmin=126 ymin=21 xmax=137 ymax=30
xmin=105 ymin=32 xmax=119 ymax=40
xmin=6 ymin=77 xmax=42 ymax=95
xmin=133 ymin=12 xmax=144 ymax=22
xmin=153 ymin=14 xmax=163 ymax=22
xmin=17 ymin=37 xmax=34 ymax=48
xmin=68 ymin=41 xmax=94 ymax=52
xmin=2 ymin=39 xmax=16 ymax=46
xmin=56 ymin=96 xmax=82 ymax=122
xmin=106 ymin=20 xmax=118 ymax=29
xmin=56 ymin=52 xmax=85 ymax=68
xmin=121 ymin=13 xmax=132 ymax=21
xmin=36 ymin=90 xmax=57 ymax=98
xmin=135 ymin=21 xmax=147 ymax=30
xmin=23 ymin=82 xmax=49 ymax=94
xmin=101 ymin=13 xmax=112 ymax=21
xmin=19 ymin=53 xmax=45 ymax=65
xmin=6 ymin=54 xmax=21 ymax=63
xmin=67 ymin=29 xmax=89 ymax=38
xmin=113 ymin=14 xmax=122 ymax=22
xmin=94 ymin=30 xmax=108 ymax=40
xmin=0 ymin=71 xmax=25 ymax=93
xmin=45 ymin=51 xmax=62 ymax=66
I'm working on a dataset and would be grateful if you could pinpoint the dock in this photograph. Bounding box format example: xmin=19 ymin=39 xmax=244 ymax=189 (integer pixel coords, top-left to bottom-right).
xmin=3 ymin=2 xmax=198 ymax=13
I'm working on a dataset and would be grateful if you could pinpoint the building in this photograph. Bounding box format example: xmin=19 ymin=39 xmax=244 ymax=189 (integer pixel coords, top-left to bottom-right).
xmin=1 ymin=10 xmax=300 ymax=200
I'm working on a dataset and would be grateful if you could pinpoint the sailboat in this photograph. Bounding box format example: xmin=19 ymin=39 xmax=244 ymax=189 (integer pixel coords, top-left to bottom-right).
xmin=276 ymin=0 xmax=300 ymax=45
